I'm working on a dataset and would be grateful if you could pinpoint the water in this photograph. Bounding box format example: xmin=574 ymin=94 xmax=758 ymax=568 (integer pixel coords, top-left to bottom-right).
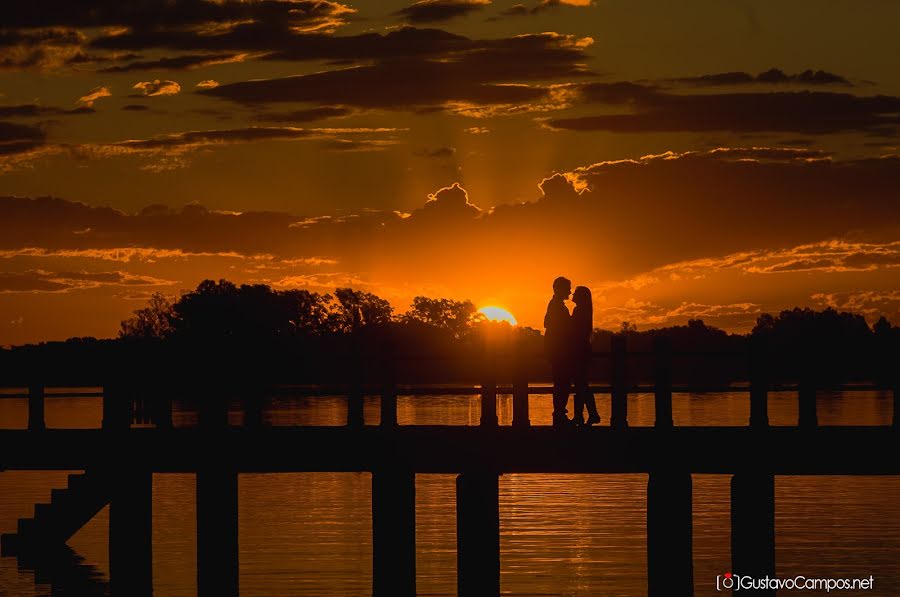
xmin=1 ymin=391 xmax=899 ymax=596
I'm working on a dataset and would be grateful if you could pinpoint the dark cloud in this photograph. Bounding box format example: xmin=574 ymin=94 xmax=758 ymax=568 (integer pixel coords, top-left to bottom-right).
xmin=414 ymin=146 xmax=457 ymax=158
xmin=121 ymin=104 xmax=151 ymax=112
xmin=397 ymin=0 xmax=491 ymax=23
xmin=0 ymin=121 xmax=46 ymax=155
xmin=0 ymin=105 xmax=93 ymax=118
xmin=254 ymin=106 xmax=352 ymax=123
xmin=202 ymin=62 xmax=547 ymax=109
xmin=0 ymin=27 xmax=86 ymax=70
xmin=666 ymin=68 xmax=853 ymax=87
xmin=99 ymin=52 xmax=246 ymax=73
xmin=200 ymin=31 xmax=591 ymax=110
xmin=0 ymin=270 xmax=169 ymax=293
xmin=1 ymin=1 xmax=353 ymax=31
xmin=492 ymin=0 xmax=593 ymax=17
xmin=2 ymin=150 xmax=897 ymax=281
xmin=548 ymin=82 xmax=900 ymax=135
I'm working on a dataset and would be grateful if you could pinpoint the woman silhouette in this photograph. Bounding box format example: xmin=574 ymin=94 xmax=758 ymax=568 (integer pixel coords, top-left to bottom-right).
xmin=572 ymin=286 xmax=601 ymax=425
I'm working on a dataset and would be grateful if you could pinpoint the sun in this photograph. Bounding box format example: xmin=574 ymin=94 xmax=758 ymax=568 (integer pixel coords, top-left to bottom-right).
xmin=478 ymin=306 xmax=518 ymax=325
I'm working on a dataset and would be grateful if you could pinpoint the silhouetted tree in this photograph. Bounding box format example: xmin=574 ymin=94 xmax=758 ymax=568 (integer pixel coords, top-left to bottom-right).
xmin=119 ymin=292 xmax=175 ymax=339
xmin=168 ymin=279 xmax=331 ymax=340
xmin=620 ymin=321 xmax=638 ymax=333
xmin=329 ymin=288 xmax=393 ymax=333
xmin=751 ymin=307 xmax=875 ymax=382
xmin=402 ymin=296 xmax=483 ymax=339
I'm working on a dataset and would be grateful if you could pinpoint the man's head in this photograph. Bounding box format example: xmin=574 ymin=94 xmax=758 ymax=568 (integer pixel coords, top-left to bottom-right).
xmin=552 ymin=276 xmax=572 ymax=299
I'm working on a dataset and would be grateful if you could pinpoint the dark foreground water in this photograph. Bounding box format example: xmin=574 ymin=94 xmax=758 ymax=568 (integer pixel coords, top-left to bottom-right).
xmin=1 ymin=391 xmax=899 ymax=596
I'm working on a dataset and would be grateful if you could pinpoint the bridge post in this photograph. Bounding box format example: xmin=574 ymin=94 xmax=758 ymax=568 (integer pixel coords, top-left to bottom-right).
xmin=198 ymin=386 xmax=230 ymax=429
xmin=749 ymin=340 xmax=769 ymax=429
xmin=457 ymin=472 xmax=500 ymax=597
xmin=610 ymin=335 xmax=628 ymax=429
xmin=512 ymin=340 xmax=530 ymax=428
xmin=481 ymin=343 xmax=498 ymax=427
xmin=102 ymin=382 xmax=132 ymax=430
xmin=28 ymin=383 xmax=45 ymax=431
xmin=347 ymin=349 xmax=365 ymax=428
xmin=653 ymin=337 xmax=673 ymax=429
xmin=731 ymin=472 xmax=775 ymax=595
xmin=894 ymin=381 xmax=899 ymax=430
xmin=372 ymin=470 xmax=416 ymax=596
xmin=380 ymin=351 xmax=398 ymax=428
xmin=647 ymin=471 xmax=693 ymax=597
xmin=109 ymin=469 xmax=153 ymax=596
xmin=798 ymin=368 xmax=818 ymax=429
xmin=243 ymin=385 xmax=265 ymax=428
xmin=196 ymin=465 xmax=239 ymax=597
xmin=154 ymin=386 xmax=174 ymax=430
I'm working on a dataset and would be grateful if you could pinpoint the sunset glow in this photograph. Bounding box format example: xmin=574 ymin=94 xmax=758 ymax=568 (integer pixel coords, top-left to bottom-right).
xmin=478 ymin=306 xmax=518 ymax=326
xmin=0 ymin=1 xmax=897 ymax=345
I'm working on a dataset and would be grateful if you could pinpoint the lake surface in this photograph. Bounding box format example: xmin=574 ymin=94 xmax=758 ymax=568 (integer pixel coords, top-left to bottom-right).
xmin=1 ymin=390 xmax=899 ymax=596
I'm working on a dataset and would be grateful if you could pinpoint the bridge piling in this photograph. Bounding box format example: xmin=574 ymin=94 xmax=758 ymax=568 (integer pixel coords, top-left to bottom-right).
xmin=653 ymin=337 xmax=673 ymax=429
xmin=347 ymin=351 xmax=365 ymax=428
xmin=480 ymin=344 xmax=498 ymax=427
xmin=197 ymin=465 xmax=239 ymax=597
xmin=372 ymin=470 xmax=416 ymax=596
xmin=647 ymin=471 xmax=693 ymax=597
xmin=749 ymin=344 xmax=769 ymax=429
xmin=731 ymin=472 xmax=776 ymax=596
xmin=109 ymin=469 xmax=153 ymax=596
xmin=380 ymin=353 xmax=398 ymax=428
xmin=798 ymin=376 xmax=818 ymax=429
xmin=28 ymin=383 xmax=45 ymax=431
xmin=610 ymin=335 xmax=629 ymax=429
xmin=457 ymin=472 xmax=500 ymax=597
xmin=512 ymin=340 xmax=530 ymax=428
xmin=102 ymin=382 xmax=132 ymax=430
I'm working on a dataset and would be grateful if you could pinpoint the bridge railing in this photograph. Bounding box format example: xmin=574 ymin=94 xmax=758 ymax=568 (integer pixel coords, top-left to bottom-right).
xmin=1 ymin=335 xmax=897 ymax=431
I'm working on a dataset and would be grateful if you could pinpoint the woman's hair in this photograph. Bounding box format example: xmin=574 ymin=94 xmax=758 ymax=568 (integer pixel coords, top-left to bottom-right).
xmin=573 ymin=285 xmax=592 ymax=310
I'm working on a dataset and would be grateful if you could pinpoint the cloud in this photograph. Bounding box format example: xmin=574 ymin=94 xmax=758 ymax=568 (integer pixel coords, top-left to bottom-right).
xmin=0 ymin=269 xmax=172 ymax=293
xmin=666 ymin=68 xmax=853 ymax=87
xmin=0 ymin=125 xmax=405 ymax=173
xmin=464 ymin=126 xmax=489 ymax=134
xmin=397 ymin=0 xmax=492 ymax=23
xmin=0 ymin=121 xmax=46 ymax=156
xmin=100 ymin=53 xmax=247 ymax=73
xmin=0 ymin=27 xmax=87 ymax=70
xmin=811 ymin=290 xmax=900 ymax=321
xmin=196 ymin=79 xmax=219 ymax=89
xmin=77 ymin=86 xmax=112 ymax=106
xmin=417 ymin=182 xmax=482 ymax=219
xmin=414 ymin=146 xmax=456 ymax=158
xmin=0 ymin=104 xmax=93 ymax=118
xmin=121 ymin=104 xmax=150 ymax=111
xmin=2 ymin=148 xmax=897 ymax=299
xmin=0 ymin=1 xmax=356 ymax=73
xmin=547 ymin=82 xmax=900 ymax=135
xmin=254 ymin=106 xmax=351 ymax=123
xmin=2 ymin=1 xmax=355 ymax=32
xmin=200 ymin=31 xmax=593 ymax=112
xmin=132 ymin=79 xmax=181 ymax=97
xmin=494 ymin=0 xmax=593 ymax=17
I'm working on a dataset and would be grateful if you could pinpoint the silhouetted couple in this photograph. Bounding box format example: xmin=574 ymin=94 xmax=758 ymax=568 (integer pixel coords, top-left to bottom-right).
xmin=544 ymin=276 xmax=601 ymax=427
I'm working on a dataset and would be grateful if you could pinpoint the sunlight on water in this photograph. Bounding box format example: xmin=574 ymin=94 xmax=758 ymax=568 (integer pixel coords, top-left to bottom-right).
xmin=1 ymin=391 xmax=899 ymax=596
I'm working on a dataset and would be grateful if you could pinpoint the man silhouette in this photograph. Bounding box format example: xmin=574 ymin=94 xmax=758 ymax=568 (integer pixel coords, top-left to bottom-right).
xmin=544 ymin=276 xmax=573 ymax=427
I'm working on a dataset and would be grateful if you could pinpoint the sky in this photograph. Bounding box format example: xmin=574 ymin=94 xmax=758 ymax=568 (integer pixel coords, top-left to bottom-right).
xmin=0 ymin=0 xmax=898 ymax=344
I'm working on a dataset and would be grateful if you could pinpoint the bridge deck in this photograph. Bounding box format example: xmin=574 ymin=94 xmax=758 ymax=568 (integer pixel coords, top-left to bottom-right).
xmin=2 ymin=426 xmax=898 ymax=475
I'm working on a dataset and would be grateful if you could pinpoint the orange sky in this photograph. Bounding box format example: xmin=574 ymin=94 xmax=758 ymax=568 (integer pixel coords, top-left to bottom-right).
xmin=1 ymin=0 xmax=899 ymax=344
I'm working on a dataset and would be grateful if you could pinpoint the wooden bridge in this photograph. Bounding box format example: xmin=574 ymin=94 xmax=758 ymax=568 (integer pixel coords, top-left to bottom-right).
xmin=0 ymin=337 xmax=897 ymax=597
